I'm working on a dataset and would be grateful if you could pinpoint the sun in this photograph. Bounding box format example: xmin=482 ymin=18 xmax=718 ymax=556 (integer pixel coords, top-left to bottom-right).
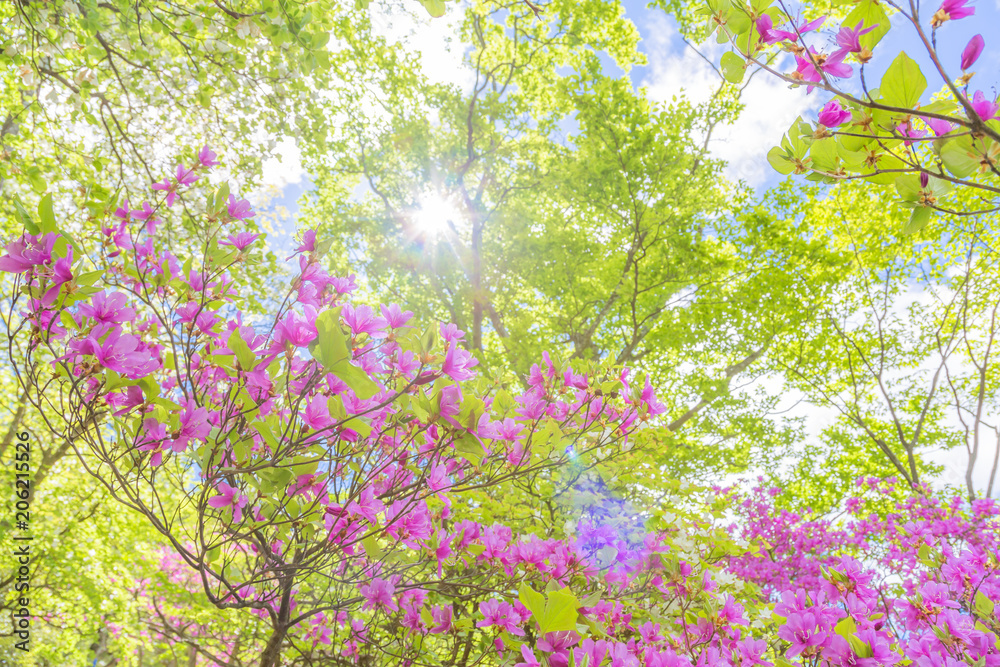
xmin=412 ymin=191 xmax=464 ymax=238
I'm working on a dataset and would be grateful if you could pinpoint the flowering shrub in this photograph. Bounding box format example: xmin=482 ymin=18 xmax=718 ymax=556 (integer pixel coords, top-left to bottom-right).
xmin=4 ymin=154 xmax=999 ymax=666
xmin=696 ymin=0 xmax=1000 ymax=232
xmin=724 ymin=478 xmax=1000 ymax=667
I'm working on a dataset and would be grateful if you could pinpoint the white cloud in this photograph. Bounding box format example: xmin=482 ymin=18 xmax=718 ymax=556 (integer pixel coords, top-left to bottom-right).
xmin=642 ymin=15 xmax=812 ymax=186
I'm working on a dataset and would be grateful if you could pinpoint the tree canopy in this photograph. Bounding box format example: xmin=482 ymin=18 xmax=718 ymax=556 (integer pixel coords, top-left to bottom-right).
xmin=1 ymin=0 xmax=999 ymax=665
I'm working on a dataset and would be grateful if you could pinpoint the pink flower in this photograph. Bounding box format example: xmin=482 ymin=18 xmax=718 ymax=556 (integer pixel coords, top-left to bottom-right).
xmin=302 ymin=395 xmax=335 ymax=431
xmin=933 ymin=0 xmax=974 ymax=24
xmin=834 ymin=20 xmax=877 ymax=55
xmin=961 ymin=34 xmax=985 ymax=69
xmin=226 ymin=195 xmax=254 ymax=221
xmin=40 ymin=247 xmax=73 ymax=306
xmin=922 ymin=115 xmax=955 ymax=136
xmin=968 ymin=90 xmax=999 ymax=120
xmin=197 ymin=145 xmax=218 ymax=167
xmin=440 ymin=323 xmax=465 ymax=343
xmin=346 ymin=487 xmax=384 ymax=524
xmin=175 ymin=163 xmax=198 ymax=186
xmin=777 ymin=611 xmax=829 ymax=656
xmin=640 ymin=375 xmax=667 ymax=416
xmin=172 ymin=399 xmax=211 ymax=453
xmin=64 ymin=324 xmax=158 ymax=379
xmin=79 ymin=291 xmax=136 ymax=324
xmin=342 ymin=304 xmax=388 ymax=337
xmin=476 ymin=599 xmax=524 ymax=635
xmin=818 ymin=100 xmax=852 ymax=127
xmin=0 ymin=232 xmax=58 ymax=273
xmin=136 ymin=418 xmax=169 ymax=465
xmin=300 ymin=229 xmax=317 ymax=252
xmin=896 ymin=120 xmax=928 ymax=145
xmin=207 ymin=482 xmax=249 ymax=522
xmin=272 ymin=307 xmax=318 ymax=349
xmin=794 ymin=49 xmax=853 ymax=89
xmin=442 ymin=341 xmax=479 ymax=382
xmin=429 ymin=605 xmax=452 ymax=634
xmin=380 ymin=303 xmax=413 ymax=329
xmin=756 ymin=15 xmax=824 ymax=46
xmin=220 ymin=232 xmax=260 ymax=250
xmin=514 ymin=645 xmax=541 ymax=667
xmin=360 ymin=578 xmax=397 ymax=612
xmin=151 ymin=178 xmax=176 ymax=206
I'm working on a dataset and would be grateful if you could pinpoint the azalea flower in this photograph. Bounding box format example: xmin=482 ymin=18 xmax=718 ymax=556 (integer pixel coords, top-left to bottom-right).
xmin=514 ymin=645 xmax=541 ymax=667
xmin=932 ymin=0 xmax=974 ymax=26
xmin=226 ymin=194 xmax=255 ymax=220
xmin=196 ymin=145 xmax=218 ymax=168
xmin=967 ymin=90 xmax=999 ymax=120
xmin=0 ymin=232 xmax=58 ymax=273
xmin=429 ymin=605 xmax=452 ymax=634
xmin=922 ymin=115 xmax=955 ymax=136
xmin=834 ymin=20 xmax=877 ymax=54
xmin=756 ymin=15 xmax=825 ymax=46
xmin=792 ymin=49 xmax=852 ymax=91
xmin=79 ymin=291 xmax=137 ymax=324
xmin=896 ymin=120 xmax=928 ymax=146
xmin=207 ymin=482 xmax=249 ymax=522
xmin=220 ymin=232 xmax=260 ymax=250
xmin=359 ymin=578 xmax=397 ymax=612
xmin=380 ymin=303 xmax=413 ymax=328
xmin=476 ymin=599 xmax=524 ymax=635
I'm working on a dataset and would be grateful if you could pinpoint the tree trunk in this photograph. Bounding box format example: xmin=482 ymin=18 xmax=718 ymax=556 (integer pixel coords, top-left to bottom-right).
xmin=258 ymin=626 xmax=287 ymax=667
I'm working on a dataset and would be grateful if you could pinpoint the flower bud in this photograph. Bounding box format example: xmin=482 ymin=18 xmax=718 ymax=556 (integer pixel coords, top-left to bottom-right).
xmin=961 ymin=34 xmax=984 ymax=70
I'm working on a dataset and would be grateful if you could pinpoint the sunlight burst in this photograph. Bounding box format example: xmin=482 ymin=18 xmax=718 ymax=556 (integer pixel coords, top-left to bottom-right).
xmin=412 ymin=192 xmax=464 ymax=237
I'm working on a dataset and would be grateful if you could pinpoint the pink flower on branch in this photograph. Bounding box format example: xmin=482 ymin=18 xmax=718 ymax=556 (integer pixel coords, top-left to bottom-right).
xmin=476 ymin=599 xmax=525 ymax=635
xmin=932 ymin=0 xmax=975 ymax=26
xmin=360 ymin=578 xmax=397 ymax=613
xmin=0 ymin=232 xmax=58 ymax=274
xmin=792 ymin=49 xmax=852 ymax=91
xmin=207 ymin=482 xmax=249 ymax=522
xmin=756 ymin=14 xmax=825 ymax=46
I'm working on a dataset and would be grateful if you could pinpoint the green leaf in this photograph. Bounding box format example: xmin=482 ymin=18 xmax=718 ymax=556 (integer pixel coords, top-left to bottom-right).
xmin=518 ymin=582 xmax=546 ymax=620
xmin=308 ymin=307 xmax=350 ymax=370
xmin=880 ymin=52 xmax=926 ymax=109
xmin=228 ymin=329 xmax=258 ymax=371
xmin=809 ymin=138 xmax=839 ymax=171
xmin=975 ymin=591 xmax=996 ymax=617
xmin=939 ymin=136 xmax=980 ymax=178
xmin=894 ymin=174 xmax=922 ymax=201
xmin=848 ymin=633 xmax=874 ymax=659
xmin=418 ymin=0 xmax=446 ymax=17
xmin=454 ymin=434 xmax=485 ymax=465
xmin=903 ymin=206 xmax=932 ymax=235
xmin=330 ymin=360 xmax=380 ymax=399
xmin=720 ymin=51 xmax=746 ymax=83
xmin=538 ymin=588 xmax=580 ymax=634
xmin=37 ymin=193 xmax=57 ymax=234
xmin=253 ymin=421 xmax=280 ymax=451
xmin=361 ymin=535 xmax=385 ymax=561
xmin=12 ymin=199 xmax=38 ymax=235
xmin=767 ymin=146 xmax=795 ymax=175
xmin=835 ymin=616 xmax=857 ymax=640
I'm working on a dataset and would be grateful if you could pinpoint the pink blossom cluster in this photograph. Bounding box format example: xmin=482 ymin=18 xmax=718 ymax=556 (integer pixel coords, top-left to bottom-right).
xmin=5 ymin=154 xmax=997 ymax=666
